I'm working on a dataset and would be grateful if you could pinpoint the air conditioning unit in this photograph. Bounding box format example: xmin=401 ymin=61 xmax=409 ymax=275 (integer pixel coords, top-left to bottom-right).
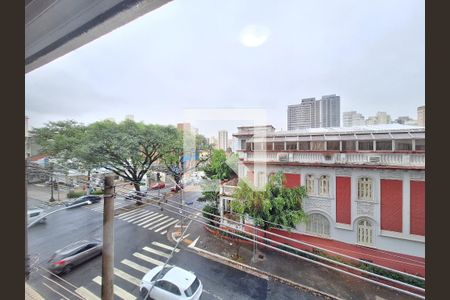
xmin=368 ymin=155 xmax=381 ymax=163
xmin=324 ymin=154 xmax=333 ymax=161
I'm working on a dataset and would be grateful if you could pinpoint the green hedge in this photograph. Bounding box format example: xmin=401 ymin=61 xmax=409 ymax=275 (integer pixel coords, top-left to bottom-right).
xmin=202 ymin=204 xmax=219 ymax=227
xmin=90 ymin=190 xmax=104 ymax=195
xmin=67 ymin=191 xmax=85 ymax=198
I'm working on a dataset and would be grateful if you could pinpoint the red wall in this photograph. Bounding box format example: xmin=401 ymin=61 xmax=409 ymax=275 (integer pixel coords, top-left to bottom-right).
xmin=283 ymin=173 xmax=301 ymax=188
xmin=381 ymin=179 xmax=403 ymax=232
xmin=410 ymin=181 xmax=425 ymax=236
xmin=336 ymin=177 xmax=351 ymax=224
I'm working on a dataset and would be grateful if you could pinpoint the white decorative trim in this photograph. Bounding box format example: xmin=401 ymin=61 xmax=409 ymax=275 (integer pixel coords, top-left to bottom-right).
xmin=335 ymin=223 xmax=352 ymax=230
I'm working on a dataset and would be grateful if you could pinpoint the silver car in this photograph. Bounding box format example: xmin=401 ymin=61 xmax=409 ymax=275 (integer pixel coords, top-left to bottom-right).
xmin=48 ymin=240 xmax=102 ymax=274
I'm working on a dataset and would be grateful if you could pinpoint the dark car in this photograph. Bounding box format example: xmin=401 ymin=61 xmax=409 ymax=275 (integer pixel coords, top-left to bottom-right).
xmin=125 ymin=191 xmax=148 ymax=201
xmin=48 ymin=240 xmax=102 ymax=274
xmin=65 ymin=195 xmax=102 ymax=208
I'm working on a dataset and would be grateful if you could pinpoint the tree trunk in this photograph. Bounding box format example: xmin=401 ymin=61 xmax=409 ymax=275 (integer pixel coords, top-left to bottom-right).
xmin=86 ymin=170 xmax=91 ymax=195
xmin=134 ymin=182 xmax=142 ymax=205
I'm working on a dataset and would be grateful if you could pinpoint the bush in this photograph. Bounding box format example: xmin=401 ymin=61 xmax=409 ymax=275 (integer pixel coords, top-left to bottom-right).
xmin=359 ymin=262 xmax=425 ymax=289
xmin=202 ymin=204 xmax=219 ymax=227
xmin=90 ymin=190 xmax=104 ymax=195
xmin=67 ymin=191 xmax=85 ymax=199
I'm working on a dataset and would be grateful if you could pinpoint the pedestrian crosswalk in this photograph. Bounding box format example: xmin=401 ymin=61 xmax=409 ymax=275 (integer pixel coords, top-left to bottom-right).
xmin=85 ymin=198 xmax=131 ymax=213
xmin=69 ymin=241 xmax=180 ymax=300
xmin=116 ymin=208 xmax=180 ymax=235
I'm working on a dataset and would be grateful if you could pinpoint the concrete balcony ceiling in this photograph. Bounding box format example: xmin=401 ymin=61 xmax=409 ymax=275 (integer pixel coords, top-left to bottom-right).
xmin=25 ymin=0 xmax=171 ymax=73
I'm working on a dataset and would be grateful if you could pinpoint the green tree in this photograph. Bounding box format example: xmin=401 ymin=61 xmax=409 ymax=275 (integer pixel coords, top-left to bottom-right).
xmin=231 ymin=171 xmax=307 ymax=230
xmin=203 ymin=149 xmax=237 ymax=180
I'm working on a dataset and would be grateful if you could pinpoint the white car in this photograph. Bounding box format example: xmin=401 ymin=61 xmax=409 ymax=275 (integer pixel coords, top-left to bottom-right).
xmin=140 ymin=266 xmax=203 ymax=300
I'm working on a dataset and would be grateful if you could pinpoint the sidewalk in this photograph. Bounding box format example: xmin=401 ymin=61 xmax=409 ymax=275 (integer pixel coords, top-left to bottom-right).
xmin=27 ymin=184 xmax=71 ymax=208
xmin=177 ymin=222 xmax=419 ymax=300
xmin=25 ymin=283 xmax=44 ymax=300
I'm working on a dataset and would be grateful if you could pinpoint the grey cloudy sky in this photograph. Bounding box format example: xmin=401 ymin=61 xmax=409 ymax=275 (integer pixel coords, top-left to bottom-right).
xmin=25 ymin=0 xmax=424 ymax=137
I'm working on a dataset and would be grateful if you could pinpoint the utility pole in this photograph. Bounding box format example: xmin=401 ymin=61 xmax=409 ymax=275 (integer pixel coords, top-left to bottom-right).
xmin=102 ymin=175 xmax=115 ymax=300
xmin=25 ymin=159 xmax=30 ymax=280
xmin=49 ymin=163 xmax=55 ymax=202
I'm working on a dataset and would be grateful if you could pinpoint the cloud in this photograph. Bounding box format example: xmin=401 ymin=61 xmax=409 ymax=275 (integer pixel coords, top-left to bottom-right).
xmin=239 ymin=25 xmax=270 ymax=47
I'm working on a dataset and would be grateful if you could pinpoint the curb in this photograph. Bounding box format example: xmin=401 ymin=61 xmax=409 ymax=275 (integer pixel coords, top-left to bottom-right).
xmin=186 ymin=242 xmax=344 ymax=300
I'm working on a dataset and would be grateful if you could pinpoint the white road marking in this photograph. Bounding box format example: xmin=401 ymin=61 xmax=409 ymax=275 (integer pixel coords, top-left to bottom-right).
xmin=133 ymin=252 xmax=166 ymax=266
xmin=117 ymin=209 xmax=144 ymax=218
xmin=154 ymin=219 xmax=179 ymax=232
xmin=142 ymin=247 xmax=170 ymax=258
xmin=75 ymin=287 xmax=100 ymax=300
xmin=137 ymin=214 xmax=164 ymax=226
xmin=126 ymin=212 xmax=155 ymax=222
xmin=92 ymin=276 xmax=136 ymax=300
xmin=160 ymin=230 xmax=167 ymax=235
xmin=148 ymin=218 xmax=174 ymax=230
xmin=188 ymin=236 xmax=200 ymax=248
xmin=121 ymin=259 xmax=150 ymax=273
xmin=142 ymin=216 xmax=169 ymax=228
xmin=121 ymin=210 xmax=148 ymax=221
xmin=130 ymin=212 xmax=157 ymax=224
xmin=151 ymin=242 xmax=180 ymax=253
xmin=114 ymin=267 xmax=141 ymax=286
xmin=42 ymin=282 xmax=70 ymax=300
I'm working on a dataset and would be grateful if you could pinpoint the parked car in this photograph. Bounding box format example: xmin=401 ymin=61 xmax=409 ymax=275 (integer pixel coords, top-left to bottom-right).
xmin=171 ymin=184 xmax=184 ymax=192
xmin=125 ymin=191 xmax=148 ymax=201
xmin=151 ymin=182 xmax=166 ymax=190
xmin=140 ymin=266 xmax=203 ymax=300
xmin=65 ymin=195 xmax=102 ymax=208
xmin=48 ymin=240 xmax=102 ymax=275
xmin=27 ymin=208 xmax=46 ymax=226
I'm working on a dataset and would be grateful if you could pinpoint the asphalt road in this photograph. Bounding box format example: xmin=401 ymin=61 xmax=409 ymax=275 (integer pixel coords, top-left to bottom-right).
xmin=27 ymin=193 xmax=325 ymax=300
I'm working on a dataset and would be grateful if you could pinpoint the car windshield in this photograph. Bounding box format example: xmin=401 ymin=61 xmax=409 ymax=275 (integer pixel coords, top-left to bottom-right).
xmin=185 ymin=277 xmax=200 ymax=297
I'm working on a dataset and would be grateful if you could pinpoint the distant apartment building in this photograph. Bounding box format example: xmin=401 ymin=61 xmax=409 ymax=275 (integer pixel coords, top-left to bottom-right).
xmin=208 ymin=136 xmax=218 ymax=148
xmin=366 ymin=112 xmax=392 ymax=125
xmin=343 ymin=111 xmax=365 ymax=127
xmin=125 ymin=114 xmax=134 ymax=121
xmin=177 ymin=123 xmax=192 ymax=132
xmin=287 ymin=94 xmax=340 ymax=130
xmin=394 ymin=116 xmax=417 ymax=126
xmin=417 ymin=105 xmax=425 ymax=127
xmin=218 ymin=130 xmax=229 ymax=151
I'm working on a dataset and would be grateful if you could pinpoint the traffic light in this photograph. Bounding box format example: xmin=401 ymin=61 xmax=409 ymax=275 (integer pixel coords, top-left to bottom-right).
xmin=156 ymin=172 xmax=161 ymax=182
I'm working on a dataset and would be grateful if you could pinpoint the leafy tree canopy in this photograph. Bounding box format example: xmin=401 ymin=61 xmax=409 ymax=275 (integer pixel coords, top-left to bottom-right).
xmin=231 ymin=172 xmax=307 ymax=230
xmin=203 ymin=149 xmax=237 ymax=181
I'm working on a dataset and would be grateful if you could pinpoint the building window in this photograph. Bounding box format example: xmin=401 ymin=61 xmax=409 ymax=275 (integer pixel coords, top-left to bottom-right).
xmin=342 ymin=140 xmax=356 ymax=151
xmin=358 ymin=140 xmax=373 ymax=151
xmin=274 ymin=142 xmax=285 ymax=151
xmin=306 ymin=214 xmax=330 ymax=237
xmin=395 ymin=139 xmax=413 ymax=151
xmin=254 ymin=142 xmax=264 ymax=151
xmin=358 ymin=177 xmax=373 ymax=201
xmin=266 ymin=142 xmax=273 ymax=151
xmin=306 ymin=175 xmax=315 ymax=195
xmin=319 ymin=176 xmax=329 ymax=196
xmin=375 ymin=140 xmax=392 ymax=151
xmin=299 ymin=141 xmax=310 ymax=150
xmin=311 ymin=141 xmax=326 ymax=151
xmin=246 ymin=143 xmax=252 ymax=151
xmin=327 ymin=141 xmax=340 ymax=151
xmin=357 ymin=219 xmax=373 ymax=246
xmin=415 ymin=139 xmax=425 ymax=151
xmin=257 ymin=172 xmax=266 ymax=188
xmin=286 ymin=142 xmax=297 ymax=150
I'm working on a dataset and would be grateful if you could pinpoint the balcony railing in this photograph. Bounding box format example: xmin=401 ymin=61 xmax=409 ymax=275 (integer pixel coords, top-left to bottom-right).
xmin=243 ymin=151 xmax=425 ymax=168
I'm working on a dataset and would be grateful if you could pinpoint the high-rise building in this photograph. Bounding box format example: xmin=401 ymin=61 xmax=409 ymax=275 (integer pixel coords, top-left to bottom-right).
xmin=208 ymin=136 xmax=218 ymax=148
xmin=343 ymin=111 xmax=365 ymax=127
xmin=218 ymin=130 xmax=228 ymax=151
xmin=417 ymin=105 xmax=425 ymax=127
xmin=287 ymin=95 xmax=340 ymax=130
xmin=366 ymin=112 xmax=392 ymax=125
xmin=177 ymin=123 xmax=192 ymax=132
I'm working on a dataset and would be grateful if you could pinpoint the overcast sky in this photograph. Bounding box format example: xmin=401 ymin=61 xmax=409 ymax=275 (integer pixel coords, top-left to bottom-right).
xmin=25 ymin=0 xmax=424 ymax=138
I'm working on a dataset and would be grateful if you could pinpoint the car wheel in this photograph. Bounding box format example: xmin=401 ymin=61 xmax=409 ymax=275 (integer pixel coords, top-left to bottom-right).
xmin=140 ymin=288 xmax=149 ymax=299
xmin=63 ymin=264 xmax=74 ymax=274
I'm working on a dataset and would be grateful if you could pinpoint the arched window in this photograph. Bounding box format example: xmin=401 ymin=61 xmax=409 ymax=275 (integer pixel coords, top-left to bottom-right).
xmin=306 ymin=175 xmax=315 ymax=195
xmin=357 ymin=219 xmax=373 ymax=246
xmin=358 ymin=177 xmax=373 ymax=201
xmin=319 ymin=175 xmax=329 ymax=196
xmin=306 ymin=213 xmax=330 ymax=237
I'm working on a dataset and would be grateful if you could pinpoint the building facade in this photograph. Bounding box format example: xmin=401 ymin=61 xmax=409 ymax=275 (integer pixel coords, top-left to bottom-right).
xmin=287 ymin=95 xmax=340 ymax=130
xmin=218 ymin=130 xmax=229 ymax=151
xmin=417 ymin=106 xmax=425 ymax=127
xmin=232 ymin=124 xmax=425 ymax=259
xmin=343 ymin=111 xmax=365 ymax=127
xmin=366 ymin=112 xmax=392 ymax=125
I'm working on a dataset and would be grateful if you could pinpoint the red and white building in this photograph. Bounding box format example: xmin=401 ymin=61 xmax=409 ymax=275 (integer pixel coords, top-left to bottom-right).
xmin=226 ymin=124 xmax=425 ymax=274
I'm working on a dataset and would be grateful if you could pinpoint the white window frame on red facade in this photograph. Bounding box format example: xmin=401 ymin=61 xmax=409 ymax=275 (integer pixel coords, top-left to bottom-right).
xmin=357 ymin=219 xmax=373 ymax=246
xmin=357 ymin=177 xmax=373 ymax=201
xmin=306 ymin=213 xmax=330 ymax=237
